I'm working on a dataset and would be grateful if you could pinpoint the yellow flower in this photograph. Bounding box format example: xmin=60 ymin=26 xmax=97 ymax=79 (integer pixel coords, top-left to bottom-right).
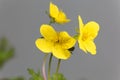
xmin=78 ymin=15 xmax=100 ymax=55
xmin=35 ymin=24 xmax=76 ymax=59
xmin=49 ymin=2 xmax=70 ymax=24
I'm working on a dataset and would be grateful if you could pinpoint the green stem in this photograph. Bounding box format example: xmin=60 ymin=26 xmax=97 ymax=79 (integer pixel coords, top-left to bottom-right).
xmin=42 ymin=54 xmax=48 ymax=80
xmin=48 ymin=54 xmax=53 ymax=79
xmin=56 ymin=59 xmax=61 ymax=74
xmin=47 ymin=21 xmax=54 ymax=80
xmin=48 ymin=18 xmax=55 ymax=25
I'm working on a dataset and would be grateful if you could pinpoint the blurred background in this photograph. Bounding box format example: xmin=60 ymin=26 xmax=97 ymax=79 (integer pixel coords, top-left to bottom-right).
xmin=0 ymin=0 xmax=120 ymax=80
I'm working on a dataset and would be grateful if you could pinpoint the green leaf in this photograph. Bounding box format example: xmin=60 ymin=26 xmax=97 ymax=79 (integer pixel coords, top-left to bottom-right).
xmin=0 ymin=37 xmax=14 ymax=68
xmin=0 ymin=37 xmax=7 ymax=51
xmin=49 ymin=73 xmax=66 ymax=80
xmin=27 ymin=68 xmax=43 ymax=80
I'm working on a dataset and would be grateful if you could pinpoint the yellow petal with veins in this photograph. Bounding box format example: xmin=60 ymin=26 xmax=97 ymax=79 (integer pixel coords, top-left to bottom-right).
xmin=78 ymin=15 xmax=84 ymax=34
xmin=52 ymin=45 xmax=71 ymax=59
xmin=84 ymin=40 xmax=96 ymax=55
xmin=40 ymin=24 xmax=58 ymax=41
xmin=55 ymin=11 xmax=70 ymax=24
xmin=59 ymin=31 xmax=76 ymax=49
xmin=78 ymin=38 xmax=87 ymax=53
xmin=83 ymin=21 xmax=100 ymax=40
xmin=50 ymin=2 xmax=59 ymax=18
xmin=35 ymin=39 xmax=53 ymax=53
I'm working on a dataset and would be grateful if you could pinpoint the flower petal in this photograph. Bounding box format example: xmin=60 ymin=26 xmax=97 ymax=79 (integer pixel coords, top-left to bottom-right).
xmin=52 ymin=45 xmax=71 ymax=60
xmin=84 ymin=40 xmax=96 ymax=55
xmin=35 ymin=38 xmax=53 ymax=53
xmin=78 ymin=15 xmax=84 ymax=34
xmin=40 ymin=24 xmax=58 ymax=41
xmin=55 ymin=11 xmax=70 ymax=24
xmin=59 ymin=31 xmax=76 ymax=49
xmin=50 ymin=2 xmax=59 ymax=18
xmin=83 ymin=21 xmax=100 ymax=40
xmin=78 ymin=37 xmax=87 ymax=53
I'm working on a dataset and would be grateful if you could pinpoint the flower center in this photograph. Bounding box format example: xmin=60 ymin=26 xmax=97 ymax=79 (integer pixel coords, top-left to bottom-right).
xmin=56 ymin=39 xmax=60 ymax=43
xmin=54 ymin=36 xmax=63 ymax=45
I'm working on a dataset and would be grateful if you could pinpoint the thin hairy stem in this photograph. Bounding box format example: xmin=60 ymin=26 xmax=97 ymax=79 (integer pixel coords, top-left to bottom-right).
xmin=42 ymin=54 xmax=48 ymax=80
xmin=56 ymin=59 xmax=61 ymax=73
xmin=48 ymin=54 xmax=53 ymax=79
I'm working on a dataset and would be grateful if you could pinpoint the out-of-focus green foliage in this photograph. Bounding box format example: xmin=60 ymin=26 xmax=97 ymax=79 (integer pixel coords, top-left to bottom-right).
xmin=0 ymin=37 xmax=25 ymax=80
xmin=0 ymin=37 xmax=67 ymax=80
xmin=0 ymin=77 xmax=25 ymax=80
xmin=49 ymin=73 xmax=66 ymax=80
xmin=27 ymin=68 xmax=43 ymax=80
xmin=27 ymin=68 xmax=67 ymax=80
xmin=0 ymin=37 xmax=14 ymax=68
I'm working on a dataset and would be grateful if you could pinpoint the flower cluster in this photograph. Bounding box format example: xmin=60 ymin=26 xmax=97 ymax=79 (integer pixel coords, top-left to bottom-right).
xmin=35 ymin=2 xmax=100 ymax=80
xmin=36 ymin=2 xmax=100 ymax=59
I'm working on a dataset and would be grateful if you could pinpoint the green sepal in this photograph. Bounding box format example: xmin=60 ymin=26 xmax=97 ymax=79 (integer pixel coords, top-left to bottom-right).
xmin=73 ymin=34 xmax=79 ymax=40
xmin=45 ymin=10 xmax=55 ymax=25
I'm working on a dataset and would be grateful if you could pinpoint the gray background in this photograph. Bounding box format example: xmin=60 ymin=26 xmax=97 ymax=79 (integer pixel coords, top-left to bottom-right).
xmin=0 ymin=0 xmax=120 ymax=80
